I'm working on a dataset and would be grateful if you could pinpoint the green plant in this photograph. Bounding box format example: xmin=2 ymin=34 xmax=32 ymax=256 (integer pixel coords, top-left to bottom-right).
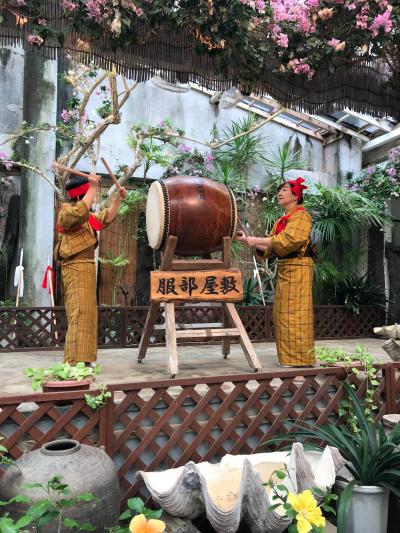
xmin=107 ymin=497 xmax=163 ymax=533
xmin=306 ymin=184 xmax=388 ymax=245
xmin=98 ymin=253 xmax=130 ymax=269
xmin=263 ymin=140 xmax=306 ymax=183
xmin=84 ymin=385 xmax=111 ymax=410
xmin=315 ymin=345 xmax=381 ymax=431
xmin=241 ymin=277 xmax=273 ymax=306
xmin=347 ymin=147 xmax=400 ymax=211
xmin=265 ymin=465 xmax=335 ymax=533
xmin=265 ymin=381 xmax=400 ymax=533
xmin=0 ymin=475 xmax=96 ymax=533
xmin=117 ymin=188 xmax=147 ymax=218
xmin=24 ymin=362 xmax=102 ymax=391
xmin=323 ymin=275 xmax=389 ymax=314
xmin=214 ymin=114 xmax=266 ymax=177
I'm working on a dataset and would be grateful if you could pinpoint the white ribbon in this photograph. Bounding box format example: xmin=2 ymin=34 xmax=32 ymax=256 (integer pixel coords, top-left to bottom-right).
xmin=14 ymin=265 xmax=24 ymax=297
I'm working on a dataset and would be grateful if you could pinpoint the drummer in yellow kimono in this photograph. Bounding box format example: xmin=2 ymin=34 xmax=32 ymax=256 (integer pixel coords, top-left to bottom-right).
xmin=237 ymin=177 xmax=315 ymax=367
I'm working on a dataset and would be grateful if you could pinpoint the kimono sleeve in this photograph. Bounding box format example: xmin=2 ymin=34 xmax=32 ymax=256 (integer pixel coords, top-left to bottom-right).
xmin=57 ymin=200 xmax=89 ymax=229
xmin=91 ymin=208 xmax=111 ymax=227
xmin=271 ymin=210 xmax=311 ymax=257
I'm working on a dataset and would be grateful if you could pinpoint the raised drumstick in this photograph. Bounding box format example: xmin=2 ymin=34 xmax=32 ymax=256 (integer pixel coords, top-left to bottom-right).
xmin=52 ymin=162 xmax=91 ymax=179
xmin=100 ymin=157 xmax=122 ymax=189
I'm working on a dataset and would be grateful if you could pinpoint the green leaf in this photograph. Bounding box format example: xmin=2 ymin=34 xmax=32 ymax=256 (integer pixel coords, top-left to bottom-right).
xmin=37 ymin=511 xmax=59 ymax=528
xmin=118 ymin=511 xmax=131 ymax=521
xmin=127 ymin=498 xmax=145 ymax=514
xmin=0 ymin=516 xmax=19 ymax=533
xmin=275 ymin=470 xmax=286 ymax=480
xmin=15 ymin=515 xmax=33 ymax=529
xmin=143 ymin=508 xmax=163 ymax=519
xmin=268 ymin=503 xmax=282 ymax=512
xmin=27 ymin=500 xmax=54 ymax=519
xmin=10 ymin=495 xmax=31 ymax=504
xmin=75 ymin=492 xmax=97 ymax=502
xmin=337 ymin=480 xmax=356 ymax=533
xmin=79 ymin=522 xmax=96 ymax=531
xmin=63 ymin=517 xmax=79 ymax=528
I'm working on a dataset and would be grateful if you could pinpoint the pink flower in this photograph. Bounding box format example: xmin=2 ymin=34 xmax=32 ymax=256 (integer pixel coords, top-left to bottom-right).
xmin=288 ymin=58 xmax=315 ymax=78
xmin=60 ymin=109 xmax=71 ymax=123
xmin=27 ymin=34 xmax=44 ymax=46
xmin=328 ymin=38 xmax=346 ymax=51
xmin=255 ymin=0 xmax=266 ymax=10
xmin=177 ymin=143 xmax=191 ymax=154
xmin=318 ymin=8 xmax=333 ymax=20
xmin=0 ymin=151 xmax=13 ymax=170
xmin=38 ymin=18 xmax=47 ymax=26
xmin=15 ymin=0 xmax=26 ymax=4
xmin=346 ymin=3 xmax=356 ymax=10
xmin=306 ymin=0 xmax=320 ymax=7
xmin=270 ymin=24 xmax=289 ymax=48
xmin=370 ymin=10 xmax=393 ymax=37
xmin=135 ymin=7 xmax=144 ymax=16
xmin=86 ymin=0 xmax=108 ymax=23
xmin=62 ymin=0 xmax=78 ymax=11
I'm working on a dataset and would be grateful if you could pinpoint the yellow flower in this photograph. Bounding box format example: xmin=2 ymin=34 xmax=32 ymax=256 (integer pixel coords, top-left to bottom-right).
xmin=287 ymin=490 xmax=326 ymax=533
xmin=129 ymin=514 xmax=166 ymax=533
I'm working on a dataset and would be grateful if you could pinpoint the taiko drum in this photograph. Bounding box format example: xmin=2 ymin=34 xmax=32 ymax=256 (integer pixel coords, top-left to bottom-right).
xmin=146 ymin=175 xmax=237 ymax=256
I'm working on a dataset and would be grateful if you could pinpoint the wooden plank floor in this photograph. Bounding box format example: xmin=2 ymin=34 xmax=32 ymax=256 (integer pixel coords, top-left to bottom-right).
xmin=0 ymin=338 xmax=389 ymax=396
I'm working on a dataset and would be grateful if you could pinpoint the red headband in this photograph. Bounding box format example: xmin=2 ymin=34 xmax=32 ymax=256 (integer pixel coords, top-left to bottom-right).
xmin=287 ymin=177 xmax=307 ymax=200
xmin=67 ymin=183 xmax=90 ymax=198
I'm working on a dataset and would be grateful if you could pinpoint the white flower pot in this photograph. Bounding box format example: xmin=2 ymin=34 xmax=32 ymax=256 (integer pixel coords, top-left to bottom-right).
xmin=335 ymin=480 xmax=389 ymax=533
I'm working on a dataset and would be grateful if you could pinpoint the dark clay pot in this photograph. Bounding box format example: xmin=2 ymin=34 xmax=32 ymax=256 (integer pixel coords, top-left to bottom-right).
xmin=0 ymin=439 xmax=120 ymax=532
xmin=42 ymin=379 xmax=92 ymax=393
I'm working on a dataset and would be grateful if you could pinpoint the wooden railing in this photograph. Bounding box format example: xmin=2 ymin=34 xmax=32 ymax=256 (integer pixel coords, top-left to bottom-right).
xmin=0 ymin=305 xmax=383 ymax=351
xmin=0 ymin=363 xmax=397 ymax=501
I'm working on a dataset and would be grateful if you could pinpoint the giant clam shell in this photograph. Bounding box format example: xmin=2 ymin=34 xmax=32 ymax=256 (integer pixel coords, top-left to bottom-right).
xmin=138 ymin=443 xmax=345 ymax=533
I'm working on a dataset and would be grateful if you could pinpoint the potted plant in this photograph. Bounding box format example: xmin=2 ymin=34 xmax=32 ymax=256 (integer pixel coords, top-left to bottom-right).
xmin=24 ymin=362 xmax=101 ymax=393
xmin=265 ymin=382 xmax=400 ymax=533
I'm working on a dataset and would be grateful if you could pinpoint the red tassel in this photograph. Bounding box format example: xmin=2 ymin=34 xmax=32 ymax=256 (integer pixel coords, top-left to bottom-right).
xmin=42 ymin=266 xmax=55 ymax=293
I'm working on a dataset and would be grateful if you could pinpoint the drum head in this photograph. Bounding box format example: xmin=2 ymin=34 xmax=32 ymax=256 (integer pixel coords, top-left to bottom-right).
xmin=146 ymin=181 xmax=166 ymax=249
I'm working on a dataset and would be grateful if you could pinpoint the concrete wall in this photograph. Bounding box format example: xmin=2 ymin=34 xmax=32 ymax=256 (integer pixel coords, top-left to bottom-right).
xmin=76 ymin=81 xmax=332 ymax=187
xmin=0 ymin=47 xmax=56 ymax=306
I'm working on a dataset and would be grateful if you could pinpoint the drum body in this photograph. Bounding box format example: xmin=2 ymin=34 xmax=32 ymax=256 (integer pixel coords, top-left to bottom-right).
xmin=146 ymin=176 xmax=237 ymax=256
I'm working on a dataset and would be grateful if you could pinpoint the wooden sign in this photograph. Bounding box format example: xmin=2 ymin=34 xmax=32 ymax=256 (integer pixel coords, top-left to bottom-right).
xmin=151 ymin=269 xmax=243 ymax=302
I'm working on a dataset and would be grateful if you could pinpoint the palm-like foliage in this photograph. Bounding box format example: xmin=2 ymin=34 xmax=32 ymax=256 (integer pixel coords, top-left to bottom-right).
xmin=305 ymin=184 xmax=388 ymax=245
xmin=213 ymin=114 xmax=266 ymax=175
xmin=213 ymin=159 xmax=245 ymax=191
xmin=263 ymin=140 xmax=306 ymax=182
xmin=265 ymin=382 xmax=400 ymax=533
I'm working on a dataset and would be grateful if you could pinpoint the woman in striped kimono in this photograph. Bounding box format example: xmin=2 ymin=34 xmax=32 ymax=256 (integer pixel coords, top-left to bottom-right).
xmin=55 ymin=172 xmax=127 ymax=365
xmin=237 ymin=177 xmax=315 ymax=367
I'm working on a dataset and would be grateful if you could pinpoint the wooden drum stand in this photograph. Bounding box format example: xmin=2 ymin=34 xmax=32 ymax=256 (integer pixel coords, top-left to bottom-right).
xmin=137 ymin=235 xmax=261 ymax=377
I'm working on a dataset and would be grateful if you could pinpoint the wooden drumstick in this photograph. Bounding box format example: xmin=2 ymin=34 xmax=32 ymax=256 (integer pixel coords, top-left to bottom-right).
xmin=52 ymin=162 xmax=91 ymax=179
xmin=100 ymin=157 xmax=122 ymax=190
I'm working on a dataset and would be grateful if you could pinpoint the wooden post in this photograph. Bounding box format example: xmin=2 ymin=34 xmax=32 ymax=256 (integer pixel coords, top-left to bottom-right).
xmin=165 ymin=302 xmax=178 ymax=378
xmin=137 ymin=236 xmax=177 ymax=362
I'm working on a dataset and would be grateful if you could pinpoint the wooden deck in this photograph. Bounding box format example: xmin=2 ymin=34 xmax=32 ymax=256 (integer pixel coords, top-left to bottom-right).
xmin=1 ymin=338 xmax=388 ymax=395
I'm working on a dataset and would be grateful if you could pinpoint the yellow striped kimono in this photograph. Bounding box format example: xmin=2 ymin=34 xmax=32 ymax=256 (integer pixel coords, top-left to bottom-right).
xmin=55 ymin=201 xmax=109 ymax=364
xmin=261 ymin=208 xmax=315 ymax=366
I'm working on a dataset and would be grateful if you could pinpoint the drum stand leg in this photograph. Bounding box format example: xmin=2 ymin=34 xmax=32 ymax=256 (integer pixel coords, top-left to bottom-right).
xmin=138 ymin=301 xmax=160 ymax=362
xmin=137 ymin=236 xmax=177 ymax=364
xmin=224 ymin=302 xmax=261 ymax=371
xmin=165 ymin=302 xmax=178 ymax=378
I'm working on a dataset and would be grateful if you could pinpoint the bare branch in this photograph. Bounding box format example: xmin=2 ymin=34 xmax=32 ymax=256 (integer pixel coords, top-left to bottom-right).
xmin=11 ymin=161 xmax=62 ymax=197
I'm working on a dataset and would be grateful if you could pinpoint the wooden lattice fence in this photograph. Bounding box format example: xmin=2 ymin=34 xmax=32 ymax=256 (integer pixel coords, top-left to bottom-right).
xmin=0 ymin=364 xmax=397 ymax=501
xmin=0 ymin=305 xmax=383 ymax=351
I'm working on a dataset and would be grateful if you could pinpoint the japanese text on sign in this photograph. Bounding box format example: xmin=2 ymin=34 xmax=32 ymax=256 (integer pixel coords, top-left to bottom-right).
xmin=151 ymin=270 xmax=243 ymax=302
